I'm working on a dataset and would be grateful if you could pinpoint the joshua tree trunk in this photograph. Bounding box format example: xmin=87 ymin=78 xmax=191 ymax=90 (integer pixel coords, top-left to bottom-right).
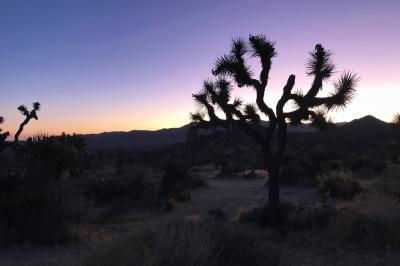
xmin=14 ymin=117 xmax=30 ymax=142
xmin=266 ymin=161 xmax=281 ymax=226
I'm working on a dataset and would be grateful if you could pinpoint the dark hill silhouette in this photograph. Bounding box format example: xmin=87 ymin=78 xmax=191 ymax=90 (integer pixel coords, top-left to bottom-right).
xmin=81 ymin=122 xmax=317 ymax=150
xmin=81 ymin=115 xmax=395 ymax=150
xmin=340 ymin=115 xmax=390 ymax=131
xmin=82 ymin=125 xmax=190 ymax=150
xmin=324 ymin=115 xmax=393 ymax=140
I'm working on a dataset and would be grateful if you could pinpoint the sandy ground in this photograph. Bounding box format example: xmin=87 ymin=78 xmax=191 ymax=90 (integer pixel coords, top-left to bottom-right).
xmin=189 ymin=177 xmax=317 ymax=217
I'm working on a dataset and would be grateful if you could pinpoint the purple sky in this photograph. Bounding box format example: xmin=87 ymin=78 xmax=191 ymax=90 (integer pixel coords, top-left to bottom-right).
xmin=1 ymin=0 xmax=399 ymax=137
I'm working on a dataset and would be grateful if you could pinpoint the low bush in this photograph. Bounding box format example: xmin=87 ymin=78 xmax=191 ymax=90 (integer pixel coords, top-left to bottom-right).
xmin=345 ymin=156 xmax=386 ymax=175
xmin=159 ymin=161 xmax=189 ymax=197
xmin=237 ymin=200 xmax=336 ymax=232
xmin=83 ymin=217 xmax=280 ymax=266
xmin=331 ymin=193 xmax=400 ymax=246
xmin=0 ymin=171 xmax=86 ymax=246
xmin=83 ymin=165 xmax=158 ymax=216
xmin=237 ymin=200 xmax=295 ymax=226
xmin=279 ymin=159 xmax=321 ymax=186
xmin=159 ymin=161 xmax=206 ymax=202
xmin=372 ymin=164 xmax=400 ymax=198
xmin=208 ymin=208 xmax=225 ymax=220
xmin=22 ymin=133 xmax=91 ymax=179
xmin=317 ymin=169 xmax=363 ymax=199
xmin=289 ymin=201 xmax=336 ymax=230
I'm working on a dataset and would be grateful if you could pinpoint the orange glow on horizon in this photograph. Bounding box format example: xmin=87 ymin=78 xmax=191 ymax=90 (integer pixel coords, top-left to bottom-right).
xmin=4 ymin=82 xmax=398 ymax=141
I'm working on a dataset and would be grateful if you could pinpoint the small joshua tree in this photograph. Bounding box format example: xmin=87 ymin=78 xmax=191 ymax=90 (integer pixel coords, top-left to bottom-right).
xmin=0 ymin=116 xmax=10 ymax=152
xmin=392 ymin=113 xmax=400 ymax=126
xmin=191 ymin=35 xmax=358 ymax=226
xmin=14 ymin=102 xmax=41 ymax=142
xmin=0 ymin=102 xmax=41 ymax=154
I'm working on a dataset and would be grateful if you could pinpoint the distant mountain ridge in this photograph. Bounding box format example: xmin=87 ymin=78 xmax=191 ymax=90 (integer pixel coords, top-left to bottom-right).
xmin=81 ymin=115 xmax=391 ymax=150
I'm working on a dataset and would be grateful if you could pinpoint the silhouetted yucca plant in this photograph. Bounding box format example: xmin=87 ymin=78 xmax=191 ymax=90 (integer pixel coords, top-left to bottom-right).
xmin=392 ymin=113 xmax=400 ymax=126
xmin=15 ymin=102 xmax=41 ymax=142
xmin=0 ymin=102 xmax=41 ymax=154
xmin=191 ymin=35 xmax=358 ymax=226
xmin=0 ymin=116 xmax=10 ymax=153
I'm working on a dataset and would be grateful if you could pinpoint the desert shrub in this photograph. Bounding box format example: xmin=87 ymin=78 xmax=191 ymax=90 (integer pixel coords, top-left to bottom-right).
xmin=83 ymin=217 xmax=280 ymax=266
xmin=238 ymin=200 xmax=295 ymax=226
xmin=215 ymin=225 xmax=280 ymax=266
xmin=21 ymin=133 xmax=91 ymax=178
xmin=238 ymin=200 xmax=336 ymax=231
xmin=0 ymin=170 xmax=85 ymax=246
xmin=279 ymin=158 xmax=322 ymax=186
xmin=345 ymin=155 xmax=386 ymax=174
xmin=373 ymin=164 xmax=400 ymax=198
xmin=85 ymin=177 xmax=145 ymax=204
xmin=317 ymin=169 xmax=363 ymax=199
xmin=159 ymin=161 xmax=188 ymax=193
xmin=83 ymin=227 xmax=155 ymax=266
xmin=84 ymin=165 xmax=156 ymax=206
xmin=159 ymin=161 xmax=204 ymax=202
xmin=0 ymin=134 xmax=92 ymax=246
xmin=153 ymin=218 xmax=219 ymax=266
xmin=288 ymin=201 xmax=336 ymax=230
xmin=331 ymin=193 xmax=400 ymax=246
xmin=208 ymin=208 xmax=225 ymax=220
xmin=236 ymin=206 xmax=265 ymax=224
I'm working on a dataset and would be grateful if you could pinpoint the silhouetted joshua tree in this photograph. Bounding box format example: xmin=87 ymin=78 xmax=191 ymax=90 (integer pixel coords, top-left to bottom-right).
xmin=0 ymin=102 xmax=41 ymax=154
xmin=190 ymin=35 xmax=358 ymax=226
xmin=392 ymin=113 xmax=400 ymax=126
xmin=15 ymin=102 xmax=41 ymax=142
xmin=0 ymin=116 xmax=10 ymax=152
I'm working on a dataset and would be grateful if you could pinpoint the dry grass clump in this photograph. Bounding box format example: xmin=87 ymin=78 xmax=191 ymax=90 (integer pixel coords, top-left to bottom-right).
xmin=331 ymin=193 xmax=400 ymax=246
xmin=317 ymin=169 xmax=363 ymax=199
xmin=236 ymin=200 xmax=295 ymax=226
xmin=83 ymin=216 xmax=280 ymax=266
xmin=372 ymin=164 xmax=400 ymax=198
xmin=289 ymin=201 xmax=336 ymax=230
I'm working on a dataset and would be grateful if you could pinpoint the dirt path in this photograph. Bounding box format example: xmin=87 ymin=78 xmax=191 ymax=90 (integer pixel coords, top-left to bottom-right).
xmin=188 ymin=177 xmax=318 ymax=218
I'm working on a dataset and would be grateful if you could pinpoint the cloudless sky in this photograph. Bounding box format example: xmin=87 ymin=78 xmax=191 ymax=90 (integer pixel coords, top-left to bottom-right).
xmin=1 ymin=0 xmax=399 ymax=138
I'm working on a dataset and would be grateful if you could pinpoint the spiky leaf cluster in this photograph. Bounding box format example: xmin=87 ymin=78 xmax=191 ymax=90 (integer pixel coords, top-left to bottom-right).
xmin=306 ymin=44 xmax=335 ymax=79
xmin=18 ymin=102 xmax=41 ymax=120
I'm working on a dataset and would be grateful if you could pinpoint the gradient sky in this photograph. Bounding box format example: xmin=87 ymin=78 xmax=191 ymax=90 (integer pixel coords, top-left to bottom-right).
xmin=1 ymin=0 xmax=399 ymax=138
